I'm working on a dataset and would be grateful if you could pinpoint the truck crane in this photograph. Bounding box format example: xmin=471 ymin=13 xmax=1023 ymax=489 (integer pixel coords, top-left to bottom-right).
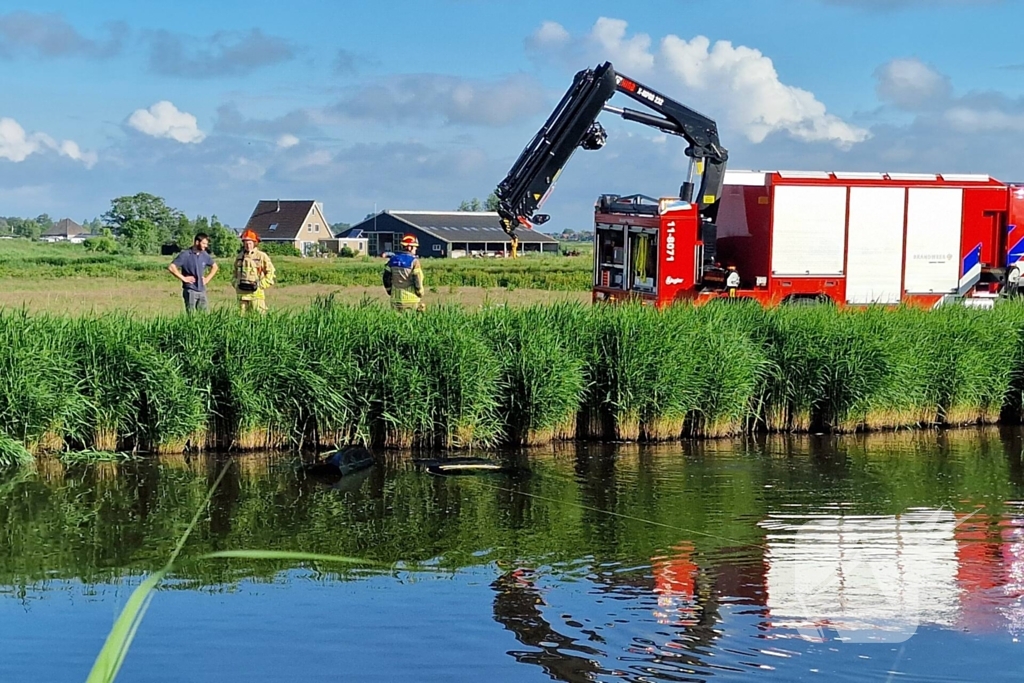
xmin=494 ymin=62 xmax=728 ymax=261
xmin=495 ymin=61 xmax=1024 ymax=309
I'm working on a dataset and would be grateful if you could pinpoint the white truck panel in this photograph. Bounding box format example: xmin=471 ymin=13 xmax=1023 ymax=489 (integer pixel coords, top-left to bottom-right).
xmin=771 ymin=185 xmax=848 ymax=276
xmin=904 ymin=188 xmax=963 ymax=294
xmin=846 ymin=187 xmax=906 ymax=304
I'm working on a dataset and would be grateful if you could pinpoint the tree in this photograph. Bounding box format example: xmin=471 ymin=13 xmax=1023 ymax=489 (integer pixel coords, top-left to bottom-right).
xmin=10 ymin=217 xmax=42 ymax=240
xmin=331 ymin=221 xmax=351 ymax=233
xmin=458 ymin=193 xmax=500 ymax=212
xmin=172 ymin=214 xmax=196 ymax=248
xmin=207 ymin=215 xmax=240 ymax=257
xmin=34 ymin=214 xmax=54 ymax=232
xmin=103 ymin=193 xmax=182 ymax=254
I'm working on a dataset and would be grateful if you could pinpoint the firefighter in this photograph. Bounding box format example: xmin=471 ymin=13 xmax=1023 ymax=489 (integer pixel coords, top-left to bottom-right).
xmin=233 ymin=229 xmax=276 ymax=315
xmin=726 ymin=265 xmax=741 ymax=298
xmin=383 ymin=234 xmax=425 ymax=311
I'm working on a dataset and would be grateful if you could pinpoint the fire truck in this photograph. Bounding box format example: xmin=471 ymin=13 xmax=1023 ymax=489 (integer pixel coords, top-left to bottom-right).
xmin=495 ymin=62 xmax=1024 ymax=308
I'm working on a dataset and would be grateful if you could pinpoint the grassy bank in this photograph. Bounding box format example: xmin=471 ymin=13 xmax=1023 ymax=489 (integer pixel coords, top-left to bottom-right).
xmin=2 ymin=300 xmax=1024 ymax=458
xmin=0 ymin=239 xmax=592 ymax=290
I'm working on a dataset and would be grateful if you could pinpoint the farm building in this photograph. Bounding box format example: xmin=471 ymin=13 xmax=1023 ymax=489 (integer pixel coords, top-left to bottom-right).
xmin=242 ymin=200 xmax=334 ymax=255
xmin=319 ymin=234 xmax=369 ymax=256
xmin=343 ymin=211 xmax=560 ymax=258
xmin=41 ymin=218 xmax=89 ymax=243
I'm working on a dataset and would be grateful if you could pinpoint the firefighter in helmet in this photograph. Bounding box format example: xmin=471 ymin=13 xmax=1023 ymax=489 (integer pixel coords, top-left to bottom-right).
xmin=726 ymin=264 xmax=741 ymax=298
xmin=383 ymin=234 xmax=425 ymax=311
xmin=233 ymin=228 xmax=276 ymax=314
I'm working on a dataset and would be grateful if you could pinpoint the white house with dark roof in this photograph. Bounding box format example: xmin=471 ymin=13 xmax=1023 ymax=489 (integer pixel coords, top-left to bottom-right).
xmin=41 ymin=218 xmax=89 ymax=243
xmin=343 ymin=210 xmax=560 ymax=258
xmin=242 ymin=200 xmax=334 ymax=255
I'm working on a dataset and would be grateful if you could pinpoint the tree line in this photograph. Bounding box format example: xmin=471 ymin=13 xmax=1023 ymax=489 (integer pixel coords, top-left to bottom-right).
xmin=0 ymin=215 xmax=103 ymax=240
xmin=1 ymin=193 xmax=241 ymax=258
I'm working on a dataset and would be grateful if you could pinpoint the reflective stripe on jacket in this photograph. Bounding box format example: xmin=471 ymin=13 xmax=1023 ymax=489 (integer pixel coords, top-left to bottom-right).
xmin=233 ymin=248 xmax=276 ymax=299
xmin=383 ymin=252 xmax=424 ymax=305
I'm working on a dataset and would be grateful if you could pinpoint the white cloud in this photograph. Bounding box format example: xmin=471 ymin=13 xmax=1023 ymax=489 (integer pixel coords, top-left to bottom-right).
xmin=589 ymin=18 xmax=656 ymax=73
xmin=127 ymin=101 xmax=205 ymax=144
xmin=276 ymin=133 xmax=299 ymax=148
xmin=526 ymin=21 xmax=570 ymax=51
xmin=329 ymin=73 xmax=547 ymax=126
xmin=944 ymin=106 xmax=1024 ymax=132
xmin=57 ymin=140 xmax=98 ymax=167
xmin=0 ymin=117 xmax=95 ymax=166
xmin=529 ymin=18 xmax=869 ymax=149
xmin=875 ymin=58 xmax=951 ymax=110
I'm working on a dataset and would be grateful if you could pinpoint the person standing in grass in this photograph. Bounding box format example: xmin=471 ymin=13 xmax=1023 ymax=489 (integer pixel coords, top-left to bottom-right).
xmin=168 ymin=232 xmax=219 ymax=313
xmin=233 ymin=229 xmax=276 ymax=315
xmin=383 ymin=234 xmax=425 ymax=311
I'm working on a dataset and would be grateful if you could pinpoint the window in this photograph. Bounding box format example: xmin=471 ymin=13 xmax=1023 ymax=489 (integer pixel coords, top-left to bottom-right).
xmin=432 ymin=244 xmax=441 ymax=251
xmin=269 ymin=223 xmax=278 ymax=231
xmin=315 ymin=224 xmax=321 ymax=232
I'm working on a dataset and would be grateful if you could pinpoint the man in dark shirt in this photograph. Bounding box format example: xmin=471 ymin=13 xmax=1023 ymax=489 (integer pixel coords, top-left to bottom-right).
xmin=168 ymin=233 xmax=219 ymax=312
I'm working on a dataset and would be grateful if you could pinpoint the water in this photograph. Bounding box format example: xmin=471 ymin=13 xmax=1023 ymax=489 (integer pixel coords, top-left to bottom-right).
xmin=2 ymin=429 xmax=1024 ymax=681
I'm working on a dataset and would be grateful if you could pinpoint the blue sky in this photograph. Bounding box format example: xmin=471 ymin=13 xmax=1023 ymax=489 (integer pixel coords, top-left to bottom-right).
xmin=2 ymin=0 xmax=1024 ymax=229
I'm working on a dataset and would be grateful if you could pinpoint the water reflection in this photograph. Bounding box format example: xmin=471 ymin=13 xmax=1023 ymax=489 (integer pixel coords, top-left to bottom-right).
xmin=2 ymin=429 xmax=1024 ymax=681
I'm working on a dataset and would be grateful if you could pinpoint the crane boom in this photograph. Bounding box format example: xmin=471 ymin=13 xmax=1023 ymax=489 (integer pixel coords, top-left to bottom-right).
xmin=494 ymin=62 xmax=728 ymax=236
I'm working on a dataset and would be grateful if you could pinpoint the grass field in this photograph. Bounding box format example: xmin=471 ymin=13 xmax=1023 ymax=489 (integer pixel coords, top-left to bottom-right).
xmin=0 ymin=238 xmax=593 ymax=292
xmin=0 ymin=278 xmax=589 ymax=315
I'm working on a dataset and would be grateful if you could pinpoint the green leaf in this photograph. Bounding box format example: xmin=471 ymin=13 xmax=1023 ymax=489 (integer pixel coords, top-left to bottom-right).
xmin=85 ymin=569 xmax=166 ymax=683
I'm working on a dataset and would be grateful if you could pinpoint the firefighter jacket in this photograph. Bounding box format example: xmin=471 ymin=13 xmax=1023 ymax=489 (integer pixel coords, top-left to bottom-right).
xmin=383 ymin=252 xmax=424 ymax=308
xmin=233 ymin=248 xmax=276 ymax=300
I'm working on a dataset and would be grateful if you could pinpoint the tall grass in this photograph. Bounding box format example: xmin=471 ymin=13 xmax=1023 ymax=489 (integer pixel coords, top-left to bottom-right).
xmin=2 ymin=301 xmax=1024 ymax=455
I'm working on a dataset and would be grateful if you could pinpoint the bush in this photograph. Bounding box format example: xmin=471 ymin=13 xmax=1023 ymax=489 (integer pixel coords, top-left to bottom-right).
xmin=259 ymin=242 xmax=302 ymax=257
xmin=339 ymin=246 xmax=356 ymax=258
xmin=83 ymin=235 xmax=118 ymax=254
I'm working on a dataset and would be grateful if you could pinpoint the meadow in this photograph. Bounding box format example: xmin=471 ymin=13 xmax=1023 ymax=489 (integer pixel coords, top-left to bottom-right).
xmin=2 ymin=299 xmax=1023 ymax=465
xmin=0 ymin=239 xmax=593 ymax=291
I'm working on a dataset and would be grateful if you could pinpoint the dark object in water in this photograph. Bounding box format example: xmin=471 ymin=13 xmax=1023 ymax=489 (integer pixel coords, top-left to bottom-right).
xmin=304 ymin=446 xmax=374 ymax=479
xmin=415 ymin=457 xmax=514 ymax=476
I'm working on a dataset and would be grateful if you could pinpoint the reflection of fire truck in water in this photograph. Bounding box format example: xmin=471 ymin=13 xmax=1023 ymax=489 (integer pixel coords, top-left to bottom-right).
xmin=495 ymin=61 xmax=1024 ymax=309
xmin=652 ymin=542 xmax=699 ymax=626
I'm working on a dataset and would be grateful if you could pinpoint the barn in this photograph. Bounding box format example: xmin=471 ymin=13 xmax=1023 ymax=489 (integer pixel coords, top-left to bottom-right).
xmin=343 ymin=210 xmax=560 ymax=258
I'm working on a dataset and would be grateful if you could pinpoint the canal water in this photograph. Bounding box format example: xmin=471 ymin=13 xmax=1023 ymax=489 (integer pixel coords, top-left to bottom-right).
xmin=2 ymin=429 xmax=1023 ymax=682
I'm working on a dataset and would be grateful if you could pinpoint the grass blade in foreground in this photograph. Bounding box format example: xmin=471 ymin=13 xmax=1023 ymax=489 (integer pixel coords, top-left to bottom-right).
xmin=85 ymin=462 xmax=383 ymax=683
xmin=201 ymin=550 xmax=382 ymax=565
xmin=85 ymin=462 xmax=232 ymax=683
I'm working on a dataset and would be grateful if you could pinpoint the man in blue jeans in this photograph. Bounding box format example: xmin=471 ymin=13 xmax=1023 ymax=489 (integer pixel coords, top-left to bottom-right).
xmin=168 ymin=233 xmax=219 ymax=312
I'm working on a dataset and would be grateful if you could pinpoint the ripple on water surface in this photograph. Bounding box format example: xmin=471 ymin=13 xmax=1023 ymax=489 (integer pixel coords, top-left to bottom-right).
xmin=1 ymin=430 xmax=1023 ymax=681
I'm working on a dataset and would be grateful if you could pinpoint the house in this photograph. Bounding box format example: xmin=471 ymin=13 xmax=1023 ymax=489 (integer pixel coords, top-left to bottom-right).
xmin=319 ymin=233 xmax=369 ymax=256
xmin=345 ymin=211 xmax=560 ymax=258
xmin=242 ymin=200 xmax=333 ymax=255
xmin=41 ymin=218 xmax=89 ymax=243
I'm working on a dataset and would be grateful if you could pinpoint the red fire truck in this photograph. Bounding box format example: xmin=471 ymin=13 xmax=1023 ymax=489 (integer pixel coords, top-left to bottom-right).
xmin=495 ymin=62 xmax=1024 ymax=308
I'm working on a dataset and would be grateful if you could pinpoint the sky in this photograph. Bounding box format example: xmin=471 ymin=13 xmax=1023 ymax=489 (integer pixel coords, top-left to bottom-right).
xmin=2 ymin=0 xmax=1024 ymax=230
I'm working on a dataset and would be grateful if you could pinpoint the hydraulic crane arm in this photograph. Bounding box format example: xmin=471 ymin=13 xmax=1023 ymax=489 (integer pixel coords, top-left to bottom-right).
xmin=495 ymin=62 xmax=728 ymax=236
